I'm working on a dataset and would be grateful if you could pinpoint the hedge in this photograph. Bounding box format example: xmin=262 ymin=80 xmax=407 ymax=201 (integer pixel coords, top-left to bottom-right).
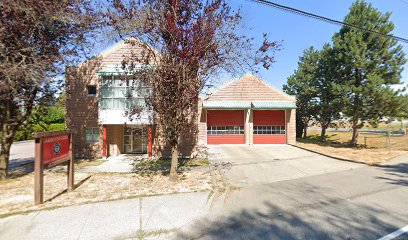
xmin=14 ymin=123 xmax=66 ymax=141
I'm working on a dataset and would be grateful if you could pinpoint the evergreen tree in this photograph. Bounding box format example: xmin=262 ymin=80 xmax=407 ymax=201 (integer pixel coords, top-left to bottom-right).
xmin=284 ymin=47 xmax=319 ymax=138
xmin=314 ymin=44 xmax=344 ymax=142
xmin=333 ymin=0 xmax=406 ymax=146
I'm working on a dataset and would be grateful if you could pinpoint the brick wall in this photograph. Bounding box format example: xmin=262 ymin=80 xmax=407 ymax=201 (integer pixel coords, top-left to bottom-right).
xmin=66 ymin=40 xmax=145 ymax=158
xmin=286 ymin=109 xmax=296 ymax=144
xmin=66 ymin=63 xmax=101 ymax=158
xmin=152 ymin=99 xmax=203 ymax=158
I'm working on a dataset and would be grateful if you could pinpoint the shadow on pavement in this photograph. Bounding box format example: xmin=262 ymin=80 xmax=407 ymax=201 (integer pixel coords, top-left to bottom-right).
xmin=9 ymin=158 xmax=34 ymax=169
xmin=174 ymin=182 xmax=404 ymax=240
xmin=377 ymin=162 xmax=408 ymax=187
xmin=8 ymin=158 xmax=35 ymax=179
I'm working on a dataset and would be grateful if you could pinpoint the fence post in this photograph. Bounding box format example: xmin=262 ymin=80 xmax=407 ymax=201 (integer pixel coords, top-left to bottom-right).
xmin=387 ymin=130 xmax=391 ymax=155
xmin=364 ymin=136 xmax=367 ymax=147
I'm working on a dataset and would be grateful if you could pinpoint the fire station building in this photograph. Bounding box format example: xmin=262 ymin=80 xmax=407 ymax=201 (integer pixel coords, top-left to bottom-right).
xmin=66 ymin=40 xmax=296 ymax=159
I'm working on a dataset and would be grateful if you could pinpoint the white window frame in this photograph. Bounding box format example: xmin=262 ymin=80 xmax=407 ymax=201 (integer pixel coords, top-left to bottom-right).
xmin=207 ymin=126 xmax=245 ymax=135
xmin=253 ymin=126 xmax=286 ymax=135
xmin=99 ymin=76 xmax=148 ymax=110
xmin=85 ymin=127 xmax=100 ymax=143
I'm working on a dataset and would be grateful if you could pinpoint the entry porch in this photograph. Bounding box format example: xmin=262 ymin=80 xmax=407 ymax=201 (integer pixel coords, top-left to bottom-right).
xmin=101 ymin=124 xmax=153 ymax=158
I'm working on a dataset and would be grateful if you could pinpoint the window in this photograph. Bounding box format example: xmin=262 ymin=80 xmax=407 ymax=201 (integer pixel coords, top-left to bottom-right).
xmin=99 ymin=76 xmax=149 ymax=110
xmin=207 ymin=126 xmax=244 ymax=135
xmin=253 ymin=126 xmax=285 ymax=134
xmin=87 ymin=85 xmax=97 ymax=95
xmin=85 ymin=128 xmax=100 ymax=143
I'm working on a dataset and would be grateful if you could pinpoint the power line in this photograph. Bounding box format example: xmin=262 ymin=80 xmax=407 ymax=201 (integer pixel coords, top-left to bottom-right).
xmin=247 ymin=0 xmax=408 ymax=44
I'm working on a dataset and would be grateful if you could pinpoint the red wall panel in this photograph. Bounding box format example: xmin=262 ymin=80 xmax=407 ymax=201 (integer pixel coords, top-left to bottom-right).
xmin=207 ymin=110 xmax=244 ymax=126
xmin=207 ymin=135 xmax=245 ymax=144
xmin=253 ymin=110 xmax=285 ymax=126
xmin=253 ymin=135 xmax=286 ymax=144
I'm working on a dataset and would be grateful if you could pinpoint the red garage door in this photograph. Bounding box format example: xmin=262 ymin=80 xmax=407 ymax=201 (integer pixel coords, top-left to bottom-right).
xmin=207 ymin=110 xmax=245 ymax=144
xmin=253 ymin=110 xmax=286 ymax=144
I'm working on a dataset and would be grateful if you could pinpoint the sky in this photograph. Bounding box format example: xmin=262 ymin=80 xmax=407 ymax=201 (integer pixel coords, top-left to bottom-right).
xmin=215 ymin=0 xmax=408 ymax=91
xmin=92 ymin=0 xmax=408 ymax=92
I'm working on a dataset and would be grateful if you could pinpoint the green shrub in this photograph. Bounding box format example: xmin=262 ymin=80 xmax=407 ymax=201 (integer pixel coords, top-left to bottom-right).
xmin=45 ymin=106 xmax=65 ymax=124
xmin=13 ymin=123 xmax=66 ymax=141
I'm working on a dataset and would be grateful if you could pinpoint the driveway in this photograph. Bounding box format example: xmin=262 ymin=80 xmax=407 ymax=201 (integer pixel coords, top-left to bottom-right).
xmin=177 ymin=150 xmax=408 ymax=240
xmin=208 ymin=145 xmax=361 ymax=186
xmin=8 ymin=140 xmax=35 ymax=168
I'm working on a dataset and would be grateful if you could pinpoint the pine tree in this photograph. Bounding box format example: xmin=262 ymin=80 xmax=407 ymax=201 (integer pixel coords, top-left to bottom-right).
xmin=284 ymin=47 xmax=319 ymax=138
xmin=333 ymin=0 xmax=406 ymax=146
xmin=314 ymin=44 xmax=344 ymax=142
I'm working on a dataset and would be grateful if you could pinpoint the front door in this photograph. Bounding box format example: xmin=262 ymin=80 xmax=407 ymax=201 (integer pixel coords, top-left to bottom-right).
xmin=124 ymin=126 xmax=148 ymax=153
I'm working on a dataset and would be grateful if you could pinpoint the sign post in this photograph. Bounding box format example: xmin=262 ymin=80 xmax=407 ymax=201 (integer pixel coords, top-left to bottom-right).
xmin=32 ymin=130 xmax=74 ymax=205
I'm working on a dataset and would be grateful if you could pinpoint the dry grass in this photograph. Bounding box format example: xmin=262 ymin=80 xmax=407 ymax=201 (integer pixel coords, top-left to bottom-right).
xmin=0 ymin=168 xmax=212 ymax=217
xmin=134 ymin=157 xmax=209 ymax=173
xmin=75 ymin=159 xmax=106 ymax=167
xmin=297 ymin=130 xmax=408 ymax=165
xmin=362 ymin=122 xmax=407 ymax=131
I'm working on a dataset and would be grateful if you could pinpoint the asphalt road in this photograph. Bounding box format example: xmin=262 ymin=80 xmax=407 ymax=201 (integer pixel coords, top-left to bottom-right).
xmin=176 ymin=147 xmax=408 ymax=240
xmin=8 ymin=140 xmax=35 ymax=168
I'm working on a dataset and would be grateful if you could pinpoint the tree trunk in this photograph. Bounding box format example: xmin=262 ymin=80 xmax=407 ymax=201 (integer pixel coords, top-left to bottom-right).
xmin=321 ymin=127 xmax=327 ymax=143
xmin=350 ymin=114 xmax=359 ymax=146
xmin=295 ymin=113 xmax=304 ymax=138
xmin=350 ymin=124 xmax=359 ymax=147
xmin=296 ymin=122 xmax=304 ymax=138
xmin=321 ymin=121 xmax=331 ymax=143
xmin=350 ymin=68 xmax=360 ymax=147
xmin=303 ymin=126 xmax=307 ymax=139
xmin=0 ymin=134 xmax=12 ymax=180
xmin=169 ymin=144 xmax=178 ymax=181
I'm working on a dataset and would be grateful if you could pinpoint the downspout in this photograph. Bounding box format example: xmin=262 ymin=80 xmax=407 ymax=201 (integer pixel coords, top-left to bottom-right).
xmin=285 ymin=110 xmax=288 ymax=144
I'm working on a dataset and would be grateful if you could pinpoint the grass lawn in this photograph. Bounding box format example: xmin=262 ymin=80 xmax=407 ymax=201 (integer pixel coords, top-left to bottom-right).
xmin=297 ymin=130 xmax=408 ymax=165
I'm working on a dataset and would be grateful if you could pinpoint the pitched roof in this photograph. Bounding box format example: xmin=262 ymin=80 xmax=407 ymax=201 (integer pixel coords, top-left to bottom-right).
xmin=79 ymin=38 xmax=156 ymax=68
xmin=206 ymin=73 xmax=295 ymax=102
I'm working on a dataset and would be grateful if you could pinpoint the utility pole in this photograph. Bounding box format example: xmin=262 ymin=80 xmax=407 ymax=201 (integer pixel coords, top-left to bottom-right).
xmin=385 ymin=118 xmax=392 ymax=155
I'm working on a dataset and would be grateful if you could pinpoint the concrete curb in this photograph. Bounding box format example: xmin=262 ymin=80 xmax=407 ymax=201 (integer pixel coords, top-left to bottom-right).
xmin=289 ymin=144 xmax=367 ymax=166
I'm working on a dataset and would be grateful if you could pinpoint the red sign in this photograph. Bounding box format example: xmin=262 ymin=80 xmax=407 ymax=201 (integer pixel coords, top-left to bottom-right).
xmin=42 ymin=134 xmax=70 ymax=165
xmin=33 ymin=130 xmax=74 ymax=205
